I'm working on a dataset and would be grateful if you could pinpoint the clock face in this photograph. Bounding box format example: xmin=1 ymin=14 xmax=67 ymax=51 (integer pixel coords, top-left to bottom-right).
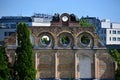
xmin=62 ymin=16 xmax=68 ymax=22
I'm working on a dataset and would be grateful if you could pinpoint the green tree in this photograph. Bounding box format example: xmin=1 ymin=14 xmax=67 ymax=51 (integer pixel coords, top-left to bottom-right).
xmin=41 ymin=38 xmax=49 ymax=44
xmin=79 ymin=18 xmax=93 ymax=27
xmin=0 ymin=47 xmax=9 ymax=80
xmin=14 ymin=23 xmax=36 ymax=80
xmin=79 ymin=18 xmax=97 ymax=33
xmin=109 ymin=49 xmax=120 ymax=80
xmin=81 ymin=34 xmax=90 ymax=44
xmin=61 ymin=36 xmax=69 ymax=44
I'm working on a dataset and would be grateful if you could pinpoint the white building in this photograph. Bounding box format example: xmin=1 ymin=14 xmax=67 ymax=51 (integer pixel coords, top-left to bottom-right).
xmin=31 ymin=13 xmax=52 ymax=26
xmin=99 ymin=19 xmax=111 ymax=44
xmin=100 ymin=19 xmax=120 ymax=47
xmin=101 ymin=19 xmax=111 ymax=28
xmin=31 ymin=22 xmax=50 ymax=26
xmin=79 ymin=17 xmax=120 ymax=49
xmin=106 ymin=23 xmax=120 ymax=45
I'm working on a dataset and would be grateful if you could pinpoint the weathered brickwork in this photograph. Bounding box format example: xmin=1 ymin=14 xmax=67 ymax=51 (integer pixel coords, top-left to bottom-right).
xmin=5 ymin=13 xmax=115 ymax=79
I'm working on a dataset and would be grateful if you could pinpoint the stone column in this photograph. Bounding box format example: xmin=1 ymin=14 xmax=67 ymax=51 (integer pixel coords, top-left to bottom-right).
xmin=55 ymin=53 xmax=59 ymax=79
xmin=94 ymin=53 xmax=99 ymax=80
xmin=75 ymin=53 xmax=79 ymax=79
xmin=35 ymin=52 xmax=38 ymax=78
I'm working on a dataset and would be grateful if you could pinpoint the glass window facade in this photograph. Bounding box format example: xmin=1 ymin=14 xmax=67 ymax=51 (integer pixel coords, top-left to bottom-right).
xmin=112 ymin=30 xmax=116 ymax=34
xmin=117 ymin=31 xmax=120 ymax=34
xmin=112 ymin=37 xmax=116 ymax=41
xmin=117 ymin=37 xmax=120 ymax=41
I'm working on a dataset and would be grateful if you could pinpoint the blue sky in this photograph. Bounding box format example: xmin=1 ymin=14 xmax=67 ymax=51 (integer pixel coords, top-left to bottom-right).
xmin=0 ymin=0 xmax=120 ymax=22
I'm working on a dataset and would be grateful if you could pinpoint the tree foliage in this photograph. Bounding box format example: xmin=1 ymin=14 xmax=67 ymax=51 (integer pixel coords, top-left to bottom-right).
xmin=14 ymin=23 xmax=36 ymax=80
xmin=79 ymin=18 xmax=97 ymax=33
xmin=61 ymin=36 xmax=70 ymax=44
xmin=0 ymin=47 xmax=9 ymax=80
xmin=41 ymin=38 xmax=49 ymax=44
xmin=109 ymin=49 xmax=120 ymax=80
xmin=79 ymin=18 xmax=93 ymax=27
xmin=81 ymin=34 xmax=90 ymax=44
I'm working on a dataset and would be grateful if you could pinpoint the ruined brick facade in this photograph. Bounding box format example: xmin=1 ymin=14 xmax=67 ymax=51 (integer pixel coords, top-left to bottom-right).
xmin=5 ymin=13 xmax=115 ymax=80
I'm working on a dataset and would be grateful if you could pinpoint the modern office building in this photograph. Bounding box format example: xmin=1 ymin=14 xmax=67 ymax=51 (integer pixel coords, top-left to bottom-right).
xmin=99 ymin=19 xmax=111 ymax=44
xmin=0 ymin=16 xmax=32 ymax=42
xmin=0 ymin=16 xmax=32 ymax=28
xmin=106 ymin=23 xmax=120 ymax=49
xmin=107 ymin=28 xmax=120 ymax=45
xmin=81 ymin=17 xmax=120 ymax=49
xmin=0 ymin=13 xmax=53 ymax=43
xmin=97 ymin=19 xmax=120 ymax=49
xmin=99 ymin=19 xmax=120 ymax=48
xmin=31 ymin=13 xmax=52 ymax=26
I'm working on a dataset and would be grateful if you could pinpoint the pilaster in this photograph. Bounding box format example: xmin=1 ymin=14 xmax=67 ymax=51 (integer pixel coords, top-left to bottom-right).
xmin=94 ymin=53 xmax=99 ymax=79
xmin=55 ymin=53 xmax=59 ymax=79
xmin=35 ymin=52 xmax=38 ymax=78
xmin=75 ymin=53 xmax=79 ymax=79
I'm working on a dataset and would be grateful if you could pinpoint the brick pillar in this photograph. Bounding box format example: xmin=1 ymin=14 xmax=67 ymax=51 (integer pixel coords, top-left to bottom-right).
xmin=35 ymin=52 xmax=38 ymax=78
xmin=94 ymin=53 xmax=99 ymax=79
xmin=75 ymin=53 xmax=79 ymax=79
xmin=55 ymin=53 xmax=59 ymax=79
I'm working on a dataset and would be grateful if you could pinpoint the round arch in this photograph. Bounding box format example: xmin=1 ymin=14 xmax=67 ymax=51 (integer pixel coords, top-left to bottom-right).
xmin=37 ymin=32 xmax=54 ymax=47
xmin=76 ymin=31 xmax=95 ymax=38
xmin=77 ymin=32 xmax=94 ymax=48
xmin=57 ymin=30 xmax=73 ymax=37
xmin=57 ymin=32 xmax=74 ymax=47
